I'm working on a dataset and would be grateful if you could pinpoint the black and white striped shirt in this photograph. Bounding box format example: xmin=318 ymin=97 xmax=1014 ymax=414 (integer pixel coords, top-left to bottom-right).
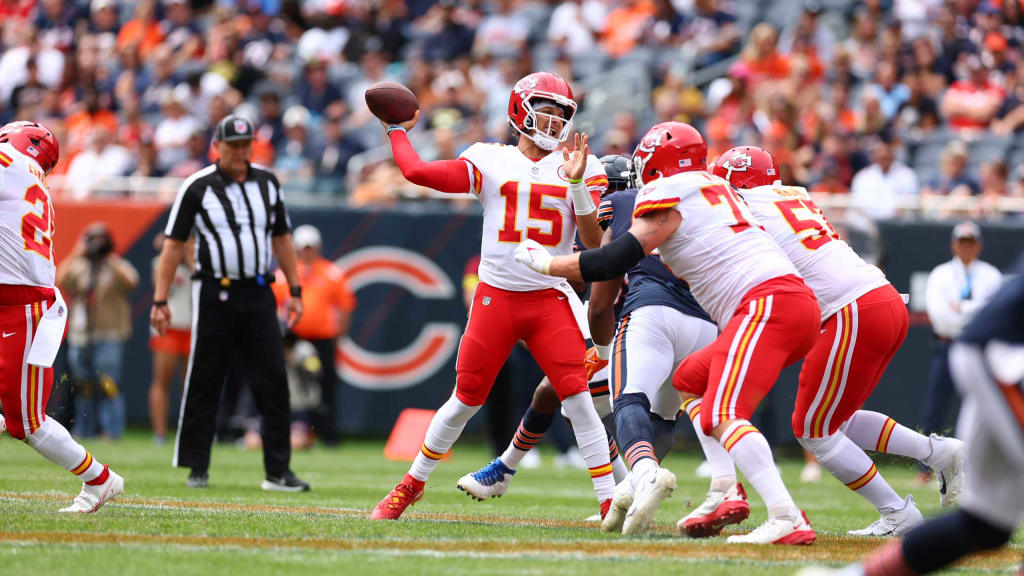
xmin=165 ymin=163 xmax=291 ymax=279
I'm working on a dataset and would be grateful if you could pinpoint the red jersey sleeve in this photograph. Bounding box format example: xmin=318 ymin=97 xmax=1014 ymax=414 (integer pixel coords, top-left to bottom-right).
xmin=389 ymin=130 xmax=472 ymax=193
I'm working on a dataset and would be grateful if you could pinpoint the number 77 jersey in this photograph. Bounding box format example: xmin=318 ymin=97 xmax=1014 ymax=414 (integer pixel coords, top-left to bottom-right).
xmin=0 ymin=143 xmax=56 ymax=288
xmin=738 ymin=184 xmax=888 ymax=321
xmin=632 ymin=171 xmax=800 ymax=326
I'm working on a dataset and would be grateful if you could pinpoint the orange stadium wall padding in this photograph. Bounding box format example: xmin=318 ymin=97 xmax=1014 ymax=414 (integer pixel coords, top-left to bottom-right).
xmin=52 ymin=200 xmax=168 ymax=265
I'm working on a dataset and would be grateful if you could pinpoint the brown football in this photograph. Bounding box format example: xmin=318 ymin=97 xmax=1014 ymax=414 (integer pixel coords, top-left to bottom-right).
xmin=364 ymin=81 xmax=419 ymax=124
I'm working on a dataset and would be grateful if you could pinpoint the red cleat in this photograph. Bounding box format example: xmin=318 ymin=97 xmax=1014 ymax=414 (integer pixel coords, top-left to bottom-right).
xmin=678 ymin=482 xmax=751 ymax=538
xmin=370 ymin=474 xmax=425 ymax=520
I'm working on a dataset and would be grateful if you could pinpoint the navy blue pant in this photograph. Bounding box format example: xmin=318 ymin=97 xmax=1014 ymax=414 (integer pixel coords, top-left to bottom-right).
xmin=921 ymin=339 xmax=959 ymax=436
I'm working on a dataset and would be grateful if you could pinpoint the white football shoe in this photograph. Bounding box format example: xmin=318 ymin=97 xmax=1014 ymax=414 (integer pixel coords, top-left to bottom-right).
xmin=457 ymin=458 xmax=516 ymax=501
xmin=726 ymin=509 xmax=816 ymax=545
xmin=0 ymin=413 xmax=5 ymax=437
xmin=848 ymin=495 xmax=924 ymax=537
xmin=59 ymin=469 xmax=124 ymax=513
xmin=678 ymin=482 xmax=751 ymax=538
xmin=924 ymin=434 xmax=965 ymax=507
xmin=800 ymin=460 xmax=823 ymax=483
xmin=601 ymin=479 xmax=635 ymax=533
xmin=622 ymin=468 xmax=676 ymax=535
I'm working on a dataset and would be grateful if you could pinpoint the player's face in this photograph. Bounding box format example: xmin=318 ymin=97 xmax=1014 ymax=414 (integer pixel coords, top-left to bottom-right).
xmin=535 ymin=106 xmax=566 ymax=137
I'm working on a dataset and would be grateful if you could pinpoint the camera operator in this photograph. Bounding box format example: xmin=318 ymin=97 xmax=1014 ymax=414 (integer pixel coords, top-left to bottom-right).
xmin=56 ymin=223 xmax=139 ymax=439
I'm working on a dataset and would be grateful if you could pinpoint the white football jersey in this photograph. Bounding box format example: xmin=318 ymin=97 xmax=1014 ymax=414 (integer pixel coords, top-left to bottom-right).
xmin=461 ymin=143 xmax=607 ymax=292
xmin=739 ymin=184 xmax=889 ymax=321
xmin=632 ymin=171 xmax=799 ymax=326
xmin=0 ymin=142 xmax=55 ymax=288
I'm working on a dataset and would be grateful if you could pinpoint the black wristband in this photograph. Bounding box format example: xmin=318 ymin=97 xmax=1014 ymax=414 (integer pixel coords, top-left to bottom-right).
xmin=578 ymin=232 xmax=646 ymax=282
xmin=289 ymin=285 xmax=302 ymax=297
xmin=153 ymin=300 xmax=168 ymax=307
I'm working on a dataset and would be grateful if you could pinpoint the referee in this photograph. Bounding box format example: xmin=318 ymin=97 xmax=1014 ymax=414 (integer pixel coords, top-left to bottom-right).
xmin=151 ymin=114 xmax=309 ymax=492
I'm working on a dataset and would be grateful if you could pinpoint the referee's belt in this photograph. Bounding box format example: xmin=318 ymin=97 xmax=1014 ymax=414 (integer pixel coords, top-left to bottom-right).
xmin=192 ymin=272 xmax=275 ymax=288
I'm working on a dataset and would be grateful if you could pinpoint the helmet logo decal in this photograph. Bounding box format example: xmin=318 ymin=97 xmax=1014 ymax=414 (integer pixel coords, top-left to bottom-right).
xmin=26 ymin=145 xmax=39 ymax=157
xmin=514 ymin=77 xmax=539 ymax=94
xmin=721 ymin=152 xmax=752 ymax=172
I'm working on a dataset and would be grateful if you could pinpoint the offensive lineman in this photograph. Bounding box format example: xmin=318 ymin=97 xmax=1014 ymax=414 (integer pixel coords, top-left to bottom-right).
xmin=516 ymin=122 xmax=819 ymax=544
xmin=0 ymin=121 xmax=124 ymax=512
xmin=588 ymin=156 xmax=719 ymax=535
xmin=704 ymin=146 xmax=964 ymax=537
xmin=370 ymin=72 xmax=617 ymax=520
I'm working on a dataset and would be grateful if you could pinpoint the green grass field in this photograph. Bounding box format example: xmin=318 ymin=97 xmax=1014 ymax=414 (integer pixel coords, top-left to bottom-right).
xmin=0 ymin=432 xmax=1020 ymax=575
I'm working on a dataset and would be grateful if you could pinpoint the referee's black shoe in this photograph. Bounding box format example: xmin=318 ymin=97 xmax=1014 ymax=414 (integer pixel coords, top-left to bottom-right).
xmin=262 ymin=471 xmax=310 ymax=492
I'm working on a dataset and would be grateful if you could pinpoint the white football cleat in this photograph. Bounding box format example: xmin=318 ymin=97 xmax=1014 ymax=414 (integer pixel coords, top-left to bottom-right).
xmin=0 ymin=413 xmax=5 ymax=437
xmin=678 ymin=482 xmax=751 ymax=538
xmin=848 ymin=495 xmax=924 ymax=537
xmin=726 ymin=509 xmax=816 ymax=545
xmin=519 ymin=450 xmax=541 ymax=469
xmin=622 ymin=468 xmax=676 ymax=535
xmin=925 ymin=434 xmax=965 ymax=507
xmin=59 ymin=469 xmax=124 ymax=513
xmin=601 ymin=480 xmax=634 ymax=533
xmin=457 ymin=458 xmax=515 ymax=501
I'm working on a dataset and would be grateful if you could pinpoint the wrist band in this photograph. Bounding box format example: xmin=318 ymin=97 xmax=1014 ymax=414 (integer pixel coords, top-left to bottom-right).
xmin=568 ymin=177 xmax=583 ymax=184
xmin=569 ymin=180 xmax=595 ymax=216
xmin=290 ymin=285 xmax=303 ymax=297
xmin=153 ymin=300 xmax=168 ymax=307
xmin=594 ymin=343 xmax=611 ymax=360
xmin=386 ymin=125 xmax=407 ymax=135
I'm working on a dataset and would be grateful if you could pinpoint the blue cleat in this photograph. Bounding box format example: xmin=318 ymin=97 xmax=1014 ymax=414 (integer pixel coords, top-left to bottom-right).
xmin=457 ymin=458 xmax=516 ymax=501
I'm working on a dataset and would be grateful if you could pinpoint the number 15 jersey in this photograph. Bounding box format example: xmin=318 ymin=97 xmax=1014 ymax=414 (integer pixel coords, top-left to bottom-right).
xmin=632 ymin=171 xmax=799 ymax=326
xmin=461 ymin=143 xmax=607 ymax=292
xmin=0 ymin=142 xmax=55 ymax=288
xmin=739 ymin=185 xmax=887 ymax=321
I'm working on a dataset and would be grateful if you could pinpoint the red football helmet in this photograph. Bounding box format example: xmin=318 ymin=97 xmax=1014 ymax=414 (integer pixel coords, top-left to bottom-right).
xmin=507 ymin=72 xmax=577 ymax=152
xmin=631 ymin=122 xmax=707 ymax=186
xmin=0 ymin=121 xmax=60 ymax=175
xmin=711 ymin=146 xmax=779 ymax=189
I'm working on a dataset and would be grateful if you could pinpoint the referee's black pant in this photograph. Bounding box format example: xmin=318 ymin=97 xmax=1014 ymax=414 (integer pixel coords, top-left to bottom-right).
xmin=174 ymin=278 xmax=291 ymax=478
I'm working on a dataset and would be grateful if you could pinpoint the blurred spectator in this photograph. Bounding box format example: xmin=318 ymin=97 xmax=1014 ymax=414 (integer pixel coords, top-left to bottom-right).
xmin=148 ymin=233 xmax=193 ymax=446
xmin=473 ymin=0 xmax=530 ymax=59
xmin=895 ymin=68 xmax=941 ymax=138
xmin=602 ymin=0 xmax=656 ymax=59
xmin=57 ymin=223 xmax=139 ymax=440
xmin=994 ymin=65 xmax=1024 ymax=135
xmin=941 ymin=55 xmax=1004 ymax=133
xmin=416 ymin=0 xmax=475 ymax=62
xmin=680 ymin=0 xmax=741 ymax=69
xmin=923 ymin=140 xmax=979 ymax=196
xmin=0 ymin=25 xmax=65 ymax=109
xmin=297 ymin=59 xmax=343 ymax=117
xmin=255 ymin=89 xmax=286 ymax=151
xmin=975 ymin=159 xmax=1011 ymax=218
xmin=167 ymin=127 xmax=211 ymax=179
xmin=869 ymin=61 xmax=911 ymax=120
xmin=921 ymin=222 xmax=1001 ymax=466
xmin=779 ymin=3 xmax=836 ymax=64
xmin=9 ymin=56 xmax=46 ymax=115
xmin=317 ymin=105 xmax=366 ymax=187
xmin=850 ymin=137 xmax=919 ymax=218
xmin=65 ymin=127 xmax=132 ymax=199
xmin=741 ymin=23 xmax=790 ymax=88
xmin=272 ymin=225 xmax=356 ymax=447
xmin=154 ymin=90 xmax=201 ymax=172
xmin=547 ymin=0 xmax=606 ymax=58
xmin=275 ymin=105 xmax=317 ymax=186
xmin=843 ymin=9 xmax=880 ymax=81
xmin=117 ymin=0 xmax=164 ymax=59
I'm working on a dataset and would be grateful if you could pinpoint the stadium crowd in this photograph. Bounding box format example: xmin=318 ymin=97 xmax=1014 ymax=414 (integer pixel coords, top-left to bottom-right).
xmin=0 ymin=0 xmax=1022 ymax=217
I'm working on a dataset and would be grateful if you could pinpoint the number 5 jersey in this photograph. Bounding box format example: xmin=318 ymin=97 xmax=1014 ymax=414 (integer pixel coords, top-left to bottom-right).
xmin=737 ymin=184 xmax=888 ymax=322
xmin=0 ymin=142 xmax=55 ymax=288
